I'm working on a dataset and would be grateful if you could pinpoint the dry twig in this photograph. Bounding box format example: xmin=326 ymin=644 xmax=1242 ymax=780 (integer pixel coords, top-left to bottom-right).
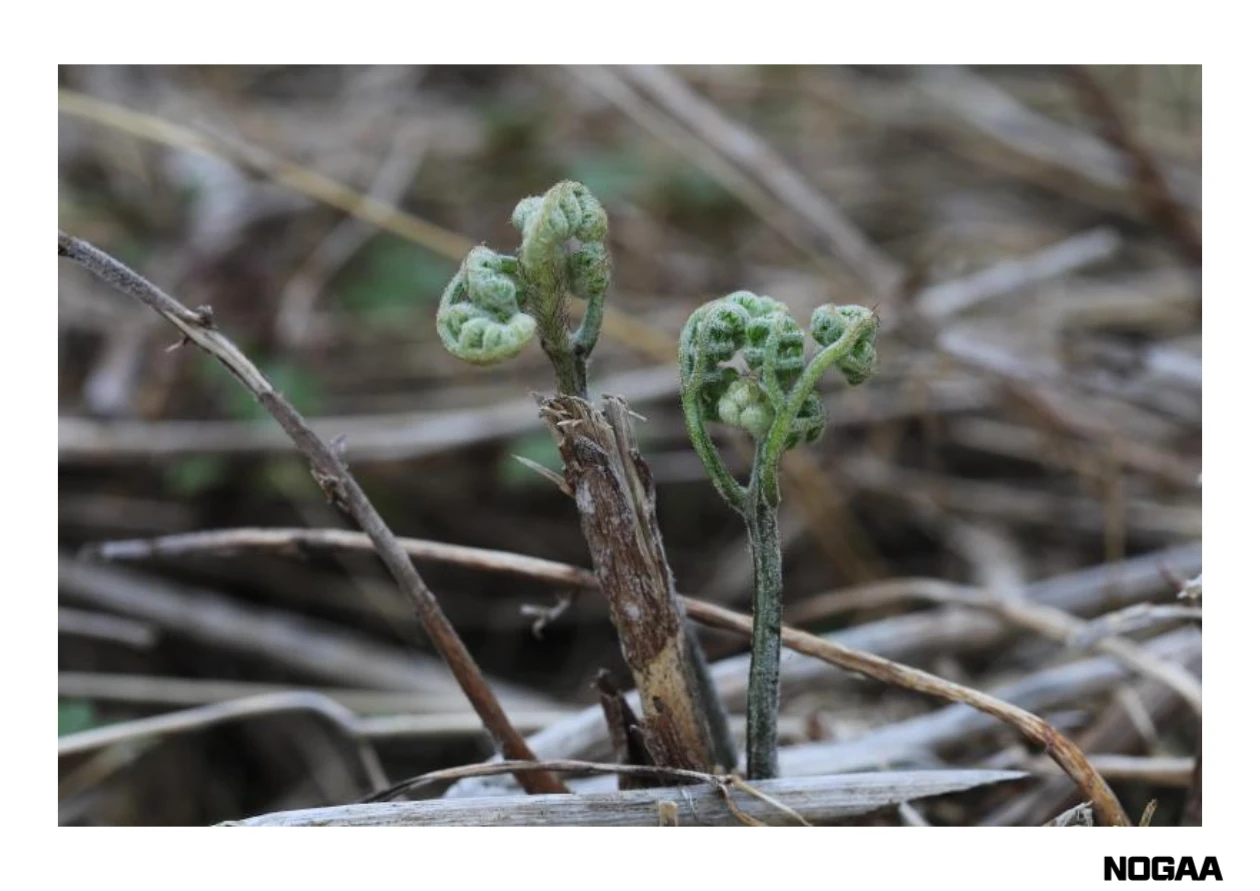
xmin=83 ymin=527 xmax=598 ymax=590
xmin=58 ymin=231 xmax=564 ymax=795
xmin=87 ymin=523 xmax=1198 ymax=716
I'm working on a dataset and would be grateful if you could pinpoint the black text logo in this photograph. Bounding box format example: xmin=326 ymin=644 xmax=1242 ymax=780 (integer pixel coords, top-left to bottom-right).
xmin=1104 ymin=857 xmax=1222 ymax=881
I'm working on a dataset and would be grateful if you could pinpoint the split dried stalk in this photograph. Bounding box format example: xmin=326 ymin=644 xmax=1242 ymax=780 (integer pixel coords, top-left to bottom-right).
xmin=540 ymin=394 xmax=736 ymax=772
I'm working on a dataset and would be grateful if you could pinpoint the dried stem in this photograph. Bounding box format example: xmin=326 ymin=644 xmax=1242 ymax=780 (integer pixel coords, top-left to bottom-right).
xmin=1022 ymin=754 xmax=1195 ymax=788
xmin=82 ymin=527 xmax=598 ymax=590
xmin=58 ymin=230 xmax=564 ymax=795
xmin=539 ymin=395 xmax=735 ymax=772
xmin=59 ymin=671 xmax=576 ymax=735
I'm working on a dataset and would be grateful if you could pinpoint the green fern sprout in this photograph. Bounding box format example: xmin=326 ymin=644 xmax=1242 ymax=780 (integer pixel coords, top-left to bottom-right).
xmin=436 ymin=247 xmax=536 ymax=365
xmin=679 ymin=291 xmax=879 ymax=779
xmin=436 ymin=180 xmax=611 ymax=396
xmin=435 ymin=182 xmax=739 ymax=772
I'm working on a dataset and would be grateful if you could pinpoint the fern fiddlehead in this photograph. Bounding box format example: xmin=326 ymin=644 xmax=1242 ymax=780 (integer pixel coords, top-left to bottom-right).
xmin=435 ymin=180 xmax=611 ymax=396
xmin=436 ymin=247 xmax=536 ymax=365
xmin=679 ymin=291 xmax=879 ymax=779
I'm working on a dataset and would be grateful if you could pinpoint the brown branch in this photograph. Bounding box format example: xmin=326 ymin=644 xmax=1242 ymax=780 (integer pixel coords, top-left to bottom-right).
xmin=57 ymin=230 xmax=564 ymax=795
xmin=984 ymin=675 xmax=1193 ymax=826
xmin=682 ymin=597 xmax=1131 ymax=826
xmin=594 ymin=670 xmax=657 ymax=790
xmin=779 ymin=629 xmax=1197 ymax=783
xmin=79 ymin=516 xmax=1133 ymax=820
xmin=82 ymin=527 xmax=599 ymax=591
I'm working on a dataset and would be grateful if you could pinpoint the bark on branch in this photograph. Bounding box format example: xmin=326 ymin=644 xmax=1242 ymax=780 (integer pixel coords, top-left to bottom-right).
xmin=539 ymin=394 xmax=736 ymax=773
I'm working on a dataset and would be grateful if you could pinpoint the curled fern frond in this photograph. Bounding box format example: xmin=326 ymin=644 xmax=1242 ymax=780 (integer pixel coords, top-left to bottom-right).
xmin=436 ymin=181 xmax=612 ymax=396
xmin=513 ymin=181 xmax=609 ymax=293
xmin=568 ymin=241 xmax=611 ymax=303
xmin=677 ymin=292 xmax=878 ymax=782
xmin=785 ymin=392 xmax=826 ymax=449
xmin=680 ymin=291 xmax=814 ymax=445
xmin=810 ymin=304 xmax=878 ymax=386
xmin=436 ymin=247 xmax=536 ymax=365
xmin=680 ymin=299 xmax=747 ymax=378
xmin=680 ymin=292 xmax=879 ymax=509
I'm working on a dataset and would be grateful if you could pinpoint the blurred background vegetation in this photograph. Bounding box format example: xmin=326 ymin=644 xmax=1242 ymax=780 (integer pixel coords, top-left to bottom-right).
xmin=58 ymin=65 xmax=1201 ymax=826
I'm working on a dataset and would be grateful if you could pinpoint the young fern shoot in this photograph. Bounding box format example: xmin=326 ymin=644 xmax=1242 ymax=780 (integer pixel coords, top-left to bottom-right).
xmin=436 ymin=180 xmax=610 ymax=397
xmin=680 ymin=292 xmax=879 ymax=779
xmin=435 ymin=181 xmax=738 ymax=776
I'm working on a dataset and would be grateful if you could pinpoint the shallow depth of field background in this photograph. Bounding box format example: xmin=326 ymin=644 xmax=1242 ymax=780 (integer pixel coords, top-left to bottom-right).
xmin=57 ymin=65 xmax=1201 ymax=826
